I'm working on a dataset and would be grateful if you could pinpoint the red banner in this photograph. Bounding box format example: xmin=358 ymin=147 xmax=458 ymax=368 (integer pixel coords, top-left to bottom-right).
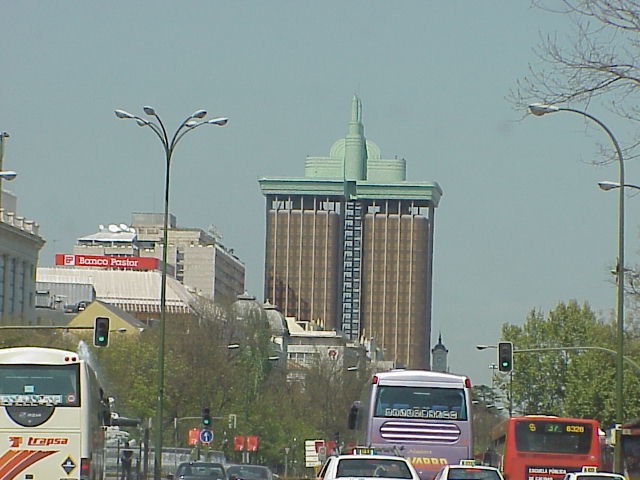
xmin=188 ymin=428 xmax=200 ymax=446
xmin=56 ymin=254 xmax=159 ymax=270
xmin=234 ymin=435 xmax=260 ymax=452
xmin=246 ymin=436 xmax=259 ymax=452
xmin=234 ymin=436 xmax=245 ymax=451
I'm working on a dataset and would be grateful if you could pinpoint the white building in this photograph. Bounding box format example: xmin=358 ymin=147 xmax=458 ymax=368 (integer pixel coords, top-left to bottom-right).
xmin=0 ymin=190 xmax=45 ymax=324
xmin=59 ymin=212 xmax=244 ymax=306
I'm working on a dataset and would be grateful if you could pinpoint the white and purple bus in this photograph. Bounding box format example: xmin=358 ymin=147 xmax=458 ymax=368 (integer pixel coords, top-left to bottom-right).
xmin=348 ymin=369 xmax=474 ymax=480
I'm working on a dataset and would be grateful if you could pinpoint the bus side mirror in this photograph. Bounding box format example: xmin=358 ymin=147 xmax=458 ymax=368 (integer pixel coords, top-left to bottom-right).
xmin=348 ymin=401 xmax=360 ymax=430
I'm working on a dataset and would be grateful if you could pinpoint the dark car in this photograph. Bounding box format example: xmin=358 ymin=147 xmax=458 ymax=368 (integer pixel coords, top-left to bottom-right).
xmin=226 ymin=464 xmax=273 ymax=480
xmin=170 ymin=462 xmax=227 ymax=480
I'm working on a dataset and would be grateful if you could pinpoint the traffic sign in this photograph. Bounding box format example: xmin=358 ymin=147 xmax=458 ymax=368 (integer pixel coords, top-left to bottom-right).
xmin=200 ymin=428 xmax=214 ymax=444
xmin=188 ymin=428 xmax=199 ymax=446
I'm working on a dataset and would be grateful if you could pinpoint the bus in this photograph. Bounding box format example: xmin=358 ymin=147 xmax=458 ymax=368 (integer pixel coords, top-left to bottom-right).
xmin=348 ymin=369 xmax=474 ymax=480
xmin=0 ymin=346 xmax=111 ymax=480
xmin=488 ymin=416 xmax=601 ymax=480
xmin=620 ymin=419 xmax=640 ymax=480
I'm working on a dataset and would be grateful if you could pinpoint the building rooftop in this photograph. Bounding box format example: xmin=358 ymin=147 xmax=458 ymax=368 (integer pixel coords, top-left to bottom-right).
xmin=258 ymin=95 xmax=442 ymax=206
xmin=37 ymin=267 xmax=195 ymax=313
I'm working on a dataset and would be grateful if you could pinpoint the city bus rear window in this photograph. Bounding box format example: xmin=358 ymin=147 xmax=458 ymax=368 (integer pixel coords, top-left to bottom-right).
xmin=0 ymin=364 xmax=80 ymax=406
xmin=375 ymin=386 xmax=467 ymax=420
xmin=514 ymin=420 xmax=592 ymax=454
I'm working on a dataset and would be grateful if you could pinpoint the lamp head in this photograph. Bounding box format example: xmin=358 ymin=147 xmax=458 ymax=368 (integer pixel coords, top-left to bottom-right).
xmin=142 ymin=106 xmax=157 ymax=116
xmin=191 ymin=109 xmax=207 ymax=119
xmin=0 ymin=132 xmax=9 ymax=139
xmin=185 ymin=120 xmax=199 ymax=128
xmin=598 ymin=181 xmax=620 ymax=191
xmin=529 ymin=103 xmax=560 ymax=116
xmin=0 ymin=171 xmax=17 ymax=181
xmin=208 ymin=117 xmax=229 ymax=126
xmin=114 ymin=109 xmax=135 ymax=119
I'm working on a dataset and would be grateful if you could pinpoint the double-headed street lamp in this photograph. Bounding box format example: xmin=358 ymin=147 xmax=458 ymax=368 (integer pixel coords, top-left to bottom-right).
xmin=528 ymin=103 xmax=625 ymax=472
xmin=115 ymin=106 xmax=228 ymax=480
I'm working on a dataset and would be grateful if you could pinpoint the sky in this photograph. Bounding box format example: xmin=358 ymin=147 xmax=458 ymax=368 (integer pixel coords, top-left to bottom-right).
xmin=2 ymin=2 xmax=638 ymax=387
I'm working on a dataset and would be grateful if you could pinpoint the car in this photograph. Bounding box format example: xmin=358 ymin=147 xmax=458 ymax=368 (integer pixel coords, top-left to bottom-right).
xmin=226 ymin=464 xmax=274 ymax=480
xmin=169 ymin=461 xmax=227 ymax=480
xmin=563 ymin=466 xmax=626 ymax=480
xmin=433 ymin=461 xmax=505 ymax=480
xmin=317 ymin=454 xmax=420 ymax=480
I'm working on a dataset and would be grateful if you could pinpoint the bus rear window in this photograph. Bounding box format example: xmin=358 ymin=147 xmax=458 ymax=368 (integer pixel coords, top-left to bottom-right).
xmin=0 ymin=364 xmax=80 ymax=406
xmin=514 ymin=420 xmax=593 ymax=454
xmin=374 ymin=386 xmax=467 ymax=420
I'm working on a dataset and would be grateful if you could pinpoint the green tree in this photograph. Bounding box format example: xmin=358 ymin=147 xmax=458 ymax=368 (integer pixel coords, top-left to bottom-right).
xmin=0 ymin=309 xmax=369 ymax=473
xmin=500 ymin=300 xmax=640 ymax=426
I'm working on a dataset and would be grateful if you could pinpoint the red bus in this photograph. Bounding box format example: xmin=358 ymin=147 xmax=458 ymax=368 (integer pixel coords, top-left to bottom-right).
xmin=488 ymin=416 xmax=601 ymax=480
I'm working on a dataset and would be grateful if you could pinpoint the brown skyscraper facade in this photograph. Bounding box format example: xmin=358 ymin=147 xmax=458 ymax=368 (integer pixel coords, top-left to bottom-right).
xmin=259 ymin=97 xmax=441 ymax=369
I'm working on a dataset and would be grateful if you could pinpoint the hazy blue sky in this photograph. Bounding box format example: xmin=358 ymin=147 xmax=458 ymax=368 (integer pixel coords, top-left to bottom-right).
xmin=3 ymin=2 xmax=638 ymax=386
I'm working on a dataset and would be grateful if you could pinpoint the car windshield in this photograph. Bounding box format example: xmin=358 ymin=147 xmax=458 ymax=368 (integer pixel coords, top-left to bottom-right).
xmin=177 ymin=463 xmax=225 ymax=479
xmin=447 ymin=468 xmax=501 ymax=480
xmin=227 ymin=466 xmax=270 ymax=480
xmin=336 ymin=458 xmax=413 ymax=478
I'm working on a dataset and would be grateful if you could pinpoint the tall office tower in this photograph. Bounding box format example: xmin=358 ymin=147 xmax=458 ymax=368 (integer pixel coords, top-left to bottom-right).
xmin=259 ymin=96 xmax=441 ymax=369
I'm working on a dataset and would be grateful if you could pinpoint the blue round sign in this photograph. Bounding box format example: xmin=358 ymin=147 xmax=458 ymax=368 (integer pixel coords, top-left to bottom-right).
xmin=199 ymin=428 xmax=214 ymax=444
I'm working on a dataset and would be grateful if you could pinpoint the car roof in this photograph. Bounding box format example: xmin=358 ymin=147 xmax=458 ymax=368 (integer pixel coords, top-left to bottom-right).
xmin=568 ymin=474 xmax=625 ymax=479
xmin=227 ymin=464 xmax=269 ymax=467
xmin=333 ymin=455 xmax=412 ymax=461
xmin=446 ymin=466 xmax=501 ymax=471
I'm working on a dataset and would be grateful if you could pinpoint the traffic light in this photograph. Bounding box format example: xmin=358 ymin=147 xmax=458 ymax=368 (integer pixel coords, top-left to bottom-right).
xmin=498 ymin=341 xmax=513 ymax=372
xmin=202 ymin=407 xmax=212 ymax=428
xmin=93 ymin=317 xmax=110 ymax=347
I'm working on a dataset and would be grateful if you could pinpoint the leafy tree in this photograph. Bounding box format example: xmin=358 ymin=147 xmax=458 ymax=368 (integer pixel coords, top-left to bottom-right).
xmin=0 ymin=310 xmax=367 ymax=472
xmin=500 ymin=300 xmax=640 ymax=426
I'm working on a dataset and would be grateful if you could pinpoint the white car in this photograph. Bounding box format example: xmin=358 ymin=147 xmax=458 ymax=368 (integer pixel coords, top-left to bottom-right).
xmin=317 ymin=454 xmax=420 ymax=480
xmin=563 ymin=466 xmax=626 ymax=480
xmin=433 ymin=461 xmax=504 ymax=480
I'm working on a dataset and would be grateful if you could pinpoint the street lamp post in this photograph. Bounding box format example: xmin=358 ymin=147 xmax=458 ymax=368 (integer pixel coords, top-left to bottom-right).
xmin=528 ymin=103 xmax=625 ymax=473
xmin=115 ymin=106 xmax=227 ymax=480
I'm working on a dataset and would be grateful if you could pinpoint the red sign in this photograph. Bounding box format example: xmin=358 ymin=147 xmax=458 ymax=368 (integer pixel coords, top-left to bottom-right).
xmin=56 ymin=254 xmax=159 ymax=270
xmin=188 ymin=428 xmax=200 ymax=446
xmin=234 ymin=436 xmax=245 ymax=451
xmin=233 ymin=435 xmax=260 ymax=452
xmin=246 ymin=436 xmax=259 ymax=452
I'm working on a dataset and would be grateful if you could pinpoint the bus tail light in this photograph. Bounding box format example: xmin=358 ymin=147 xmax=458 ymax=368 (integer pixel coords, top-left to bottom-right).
xmin=80 ymin=458 xmax=91 ymax=480
xmin=372 ymin=375 xmax=379 ymax=384
xmin=464 ymin=377 xmax=472 ymax=388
